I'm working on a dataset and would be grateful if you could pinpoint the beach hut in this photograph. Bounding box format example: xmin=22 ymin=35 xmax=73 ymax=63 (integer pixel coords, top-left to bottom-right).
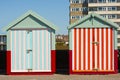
xmin=68 ymin=13 xmax=119 ymax=74
xmin=3 ymin=11 xmax=57 ymax=75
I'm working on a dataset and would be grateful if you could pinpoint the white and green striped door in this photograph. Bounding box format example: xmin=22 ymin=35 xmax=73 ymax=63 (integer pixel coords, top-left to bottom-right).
xmin=11 ymin=29 xmax=51 ymax=72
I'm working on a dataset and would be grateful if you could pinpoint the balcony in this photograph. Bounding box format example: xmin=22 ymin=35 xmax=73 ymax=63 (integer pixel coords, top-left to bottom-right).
xmin=109 ymin=19 xmax=120 ymax=22
xmin=117 ymin=43 xmax=120 ymax=47
xmin=88 ymin=3 xmax=120 ymax=7
xmin=88 ymin=11 xmax=120 ymax=14
xmin=0 ymin=42 xmax=6 ymax=45
xmin=118 ymin=35 xmax=120 ymax=38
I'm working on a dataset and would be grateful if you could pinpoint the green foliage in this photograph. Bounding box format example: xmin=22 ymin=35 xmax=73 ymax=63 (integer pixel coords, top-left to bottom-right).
xmin=56 ymin=42 xmax=69 ymax=50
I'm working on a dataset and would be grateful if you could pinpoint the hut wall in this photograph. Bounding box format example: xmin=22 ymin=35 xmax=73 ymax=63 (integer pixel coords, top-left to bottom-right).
xmin=10 ymin=29 xmax=52 ymax=72
xmin=70 ymin=28 xmax=115 ymax=72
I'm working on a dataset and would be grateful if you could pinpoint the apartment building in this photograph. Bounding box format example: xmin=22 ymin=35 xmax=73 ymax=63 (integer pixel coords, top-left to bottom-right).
xmin=0 ymin=35 xmax=6 ymax=51
xmin=69 ymin=0 xmax=120 ymax=48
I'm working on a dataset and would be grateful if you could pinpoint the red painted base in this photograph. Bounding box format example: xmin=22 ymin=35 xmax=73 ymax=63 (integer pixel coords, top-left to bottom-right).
xmin=6 ymin=51 xmax=11 ymax=75
xmin=69 ymin=71 xmax=117 ymax=75
xmin=51 ymin=50 xmax=56 ymax=73
xmin=69 ymin=50 xmax=118 ymax=75
xmin=6 ymin=50 xmax=56 ymax=75
xmin=7 ymin=72 xmax=54 ymax=75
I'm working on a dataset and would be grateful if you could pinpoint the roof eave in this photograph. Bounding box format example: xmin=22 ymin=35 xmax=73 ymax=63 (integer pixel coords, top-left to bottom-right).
xmin=68 ymin=13 xmax=119 ymax=30
xmin=2 ymin=10 xmax=58 ymax=31
xmin=68 ymin=14 xmax=91 ymax=30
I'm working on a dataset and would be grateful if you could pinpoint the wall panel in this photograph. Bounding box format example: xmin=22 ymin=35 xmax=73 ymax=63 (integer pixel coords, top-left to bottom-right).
xmin=11 ymin=29 xmax=51 ymax=72
xmin=71 ymin=28 xmax=114 ymax=72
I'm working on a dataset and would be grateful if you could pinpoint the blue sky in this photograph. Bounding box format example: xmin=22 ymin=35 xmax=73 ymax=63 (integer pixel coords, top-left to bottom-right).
xmin=0 ymin=0 xmax=69 ymax=34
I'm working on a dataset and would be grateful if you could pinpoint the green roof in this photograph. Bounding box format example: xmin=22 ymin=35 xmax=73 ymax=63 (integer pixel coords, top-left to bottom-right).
xmin=3 ymin=10 xmax=58 ymax=31
xmin=68 ymin=13 xmax=119 ymax=30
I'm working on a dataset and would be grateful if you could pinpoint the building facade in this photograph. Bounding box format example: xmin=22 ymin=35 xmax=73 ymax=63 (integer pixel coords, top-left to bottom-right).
xmin=0 ymin=35 xmax=6 ymax=51
xmin=69 ymin=0 xmax=120 ymax=47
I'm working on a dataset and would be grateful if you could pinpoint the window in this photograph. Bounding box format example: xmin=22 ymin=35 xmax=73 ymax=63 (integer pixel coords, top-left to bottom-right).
xmin=71 ymin=8 xmax=75 ymax=11
xmin=3 ymin=45 xmax=6 ymax=50
xmin=71 ymin=0 xmax=79 ymax=3
xmin=71 ymin=15 xmax=85 ymax=19
xmin=71 ymin=16 xmax=76 ymax=19
xmin=98 ymin=0 xmax=106 ymax=3
xmin=71 ymin=8 xmax=79 ymax=12
xmin=81 ymin=7 xmax=88 ymax=12
xmin=103 ymin=7 xmax=106 ymax=11
xmin=0 ymin=45 xmax=3 ymax=50
xmin=108 ymin=0 xmax=116 ymax=2
xmin=83 ymin=7 xmax=88 ymax=11
xmin=89 ymin=7 xmax=97 ymax=11
xmin=89 ymin=0 xmax=94 ymax=3
xmin=76 ymin=16 xmax=80 ymax=19
xmin=112 ymin=7 xmax=116 ymax=10
xmin=108 ymin=7 xmax=116 ymax=11
xmin=82 ymin=0 xmax=88 ymax=3
xmin=0 ymin=36 xmax=6 ymax=43
xmin=100 ymin=14 xmax=117 ymax=19
xmin=3 ymin=36 xmax=6 ymax=43
xmin=111 ymin=14 xmax=116 ymax=18
xmin=98 ymin=7 xmax=106 ymax=11
xmin=80 ymin=15 xmax=86 ymax=18
xmin=108 ymin=7 xmax=111 ymax=11
xmin=98 ymin=7 xmax=102 ymax=11
xmin=71 ymin=7 xmax=88 ymax=12
xmin=0 ymin=36 xmax=1 ymax=42
xmin=108 ymin=14 xmax=116 ymax=19
xmin=76 ymin=8 xmax=79 ymax=11
xmin=100 ymin=14 xmax=106 ymax=18
xmin=71 ymin=0 xmax=88 ymax=3
xmin=118 ymin=30 xmax=120 ymax=34
xmin=118 ymin=38 xmax=120 ymax=43
xmin=108 ymin=15 xmax=112 ymax=19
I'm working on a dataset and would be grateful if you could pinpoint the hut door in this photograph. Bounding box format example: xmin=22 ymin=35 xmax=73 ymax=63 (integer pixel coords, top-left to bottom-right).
xmin=11 ymin=30 xmax=51 ymax=72
xmin=32 ymin=30 xmax=51 ymax=72
xmin=11 ymin=30 xmax=33 ymax=72
xmin=26 ymin=30 xmax=33 ymax=71
xmin=71 ymin=28 xmax=114 ymax=72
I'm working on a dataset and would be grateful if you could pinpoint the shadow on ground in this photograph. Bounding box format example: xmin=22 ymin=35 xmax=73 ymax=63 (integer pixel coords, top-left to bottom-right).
xmin=55 ymin=50 xmax=69 ymax=75
xmin=0 ymin=51 xmax=6 ymax=75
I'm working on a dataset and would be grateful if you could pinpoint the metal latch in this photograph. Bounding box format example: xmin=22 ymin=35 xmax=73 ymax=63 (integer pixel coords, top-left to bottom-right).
xmin=27 ymin=69 xmax=32 ymax=72
xmin=93 ymin=67 xmax=99 ymax=71
xmin=92 ymin=41 xmax=99 ymax=45
xmin=27 ymin=49 xmax=32 ymax=53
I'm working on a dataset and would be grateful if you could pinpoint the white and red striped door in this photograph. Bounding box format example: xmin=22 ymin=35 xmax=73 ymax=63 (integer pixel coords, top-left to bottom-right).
xmin=71 ymin=28 xmax=114 ymax=72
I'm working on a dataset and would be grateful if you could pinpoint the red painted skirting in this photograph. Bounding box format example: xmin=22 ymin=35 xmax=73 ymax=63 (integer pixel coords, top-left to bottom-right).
xmin=69 ymin=50 xmax=72 ymax=74
xmin=69 ymin=50 xmax=118 ymax=74
xmin=6 ymin=50 xmax=56 ymax=75
xmin=7 ymin=72 xmax=54 ymax=75
xmin=69 ymin=71 xmax=117 ymax=75
xmin=51 ymin=50 xmax=56 ymax=73
xmin=114 ymin=50 xmax=118 ymax=73
xmin=6 ymin=51 xmax=11 ymax=75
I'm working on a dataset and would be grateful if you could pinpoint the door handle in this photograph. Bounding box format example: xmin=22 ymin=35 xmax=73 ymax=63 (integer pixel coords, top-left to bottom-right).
xmin=92 ymin=41 xmax=99 ymax=45
xmin=27 ymin=49 xmax=32 ymax=53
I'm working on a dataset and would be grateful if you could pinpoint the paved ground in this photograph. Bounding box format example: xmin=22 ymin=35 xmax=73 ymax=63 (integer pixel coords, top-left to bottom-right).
xmin=0 ymin=74 xmax=120 ymax=80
